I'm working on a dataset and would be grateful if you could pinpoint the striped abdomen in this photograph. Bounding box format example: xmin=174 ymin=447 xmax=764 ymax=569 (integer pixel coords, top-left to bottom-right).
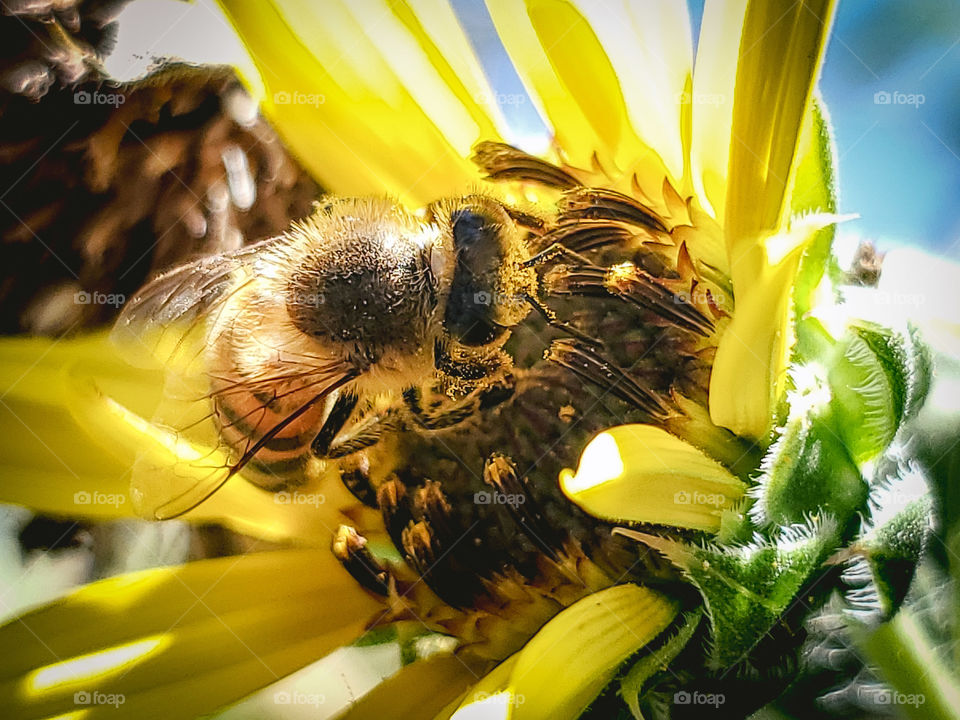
xmin=209 ymin=339 xmax=336 ymax=492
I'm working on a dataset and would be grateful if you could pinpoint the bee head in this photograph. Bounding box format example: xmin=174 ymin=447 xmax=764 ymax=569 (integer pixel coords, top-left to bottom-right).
xmin=439 ymin=195 xmax=536 ymax=347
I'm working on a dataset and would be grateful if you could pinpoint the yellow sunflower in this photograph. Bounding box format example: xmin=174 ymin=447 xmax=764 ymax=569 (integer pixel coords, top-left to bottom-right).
xmin=1 ymin=1 xmax=930 ymax=719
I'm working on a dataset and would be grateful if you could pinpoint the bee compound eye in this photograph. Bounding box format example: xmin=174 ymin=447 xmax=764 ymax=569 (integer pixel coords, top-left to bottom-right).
xmin=451 ymin=208 xmax=495 ymax=248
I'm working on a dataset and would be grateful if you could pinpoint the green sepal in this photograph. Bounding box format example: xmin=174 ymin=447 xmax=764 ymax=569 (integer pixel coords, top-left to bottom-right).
xmin=632 ymin=517 xmax=840 ymax=668
xmin=828 ymin=322 xmax=907 ymax=464
xmin=844 ymin=468 xmax=932 ymax=621
xmin=864 ymin=498 xmax=931 ymax=618
xmin=755 ymin=407 xmax=867 ymax=531
xmin=790 ymin=95 xmax=839 ymax=321
xmin=904 ymin=323 xmax=933 ymax=420
xmin=619 ymin=610 xmax=703 ymax=720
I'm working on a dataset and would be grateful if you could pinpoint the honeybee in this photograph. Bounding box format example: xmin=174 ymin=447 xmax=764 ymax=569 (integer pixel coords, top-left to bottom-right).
xmin=113 ymin=190 xmax=547 ymax=517
xmin=115 ymin=142 xmax=719 ymax=662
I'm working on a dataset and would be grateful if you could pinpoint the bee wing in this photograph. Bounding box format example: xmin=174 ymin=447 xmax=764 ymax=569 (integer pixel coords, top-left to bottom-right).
xmin=111 ymin=237 xmax=279 ymax=373
xmin=112 ymin=238 xmax=358 ymax=520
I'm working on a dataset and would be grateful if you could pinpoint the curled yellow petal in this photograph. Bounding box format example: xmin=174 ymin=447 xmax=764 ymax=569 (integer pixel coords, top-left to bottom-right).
xmin=559 ymin=425 xmax=745 ymax=533
xmin=709 ymin=213 xmax=852 ymax=440
xmin=445 ymin=584 xmax=678 ymax=720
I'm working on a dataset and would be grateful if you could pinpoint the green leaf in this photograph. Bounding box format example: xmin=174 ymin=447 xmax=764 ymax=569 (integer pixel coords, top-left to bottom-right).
xmin=852 ymin=611 xmax=960 ymax=720
xmin=858 ymin=496 xmax=932 ymax=618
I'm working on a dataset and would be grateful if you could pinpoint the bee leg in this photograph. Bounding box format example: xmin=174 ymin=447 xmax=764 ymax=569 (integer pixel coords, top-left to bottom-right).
xmin=521 ymin=291 xmax=602 ymax=348
xmin=522 ymin=241 xmax=596 ymax=270
xmin=434 ymin=338 xmax=509 ymax=384
xmin=402 ymin=387 xmax=476 ymax=430
xmin=310 ymin=393 xmax=396 ymax=460
xmin=332 ymin=525 xmax=390 ymax=595
xmin=310 ymin=392 xmax=358 ymax=457
xmin=403 ymin=375 xmax=515 ymax=431
xmin=337 ymin=454 xmax=378 ymax=508
xmin=326 ymin=411 xmax=399 ymax=459
xmin=501 ymin=205 xmax=548 ymax=235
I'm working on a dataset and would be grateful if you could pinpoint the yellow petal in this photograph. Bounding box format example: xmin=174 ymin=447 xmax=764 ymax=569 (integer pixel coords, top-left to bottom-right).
xmin=0 ymin=550 xmax=385 ymax=720
xmin=216 ymin=0 xmax=491 ymax=205
xmin=444 ymin=584 xmax=679 ymax=719
xmin=709 ymin=214 xmax=849 ymax=439
xmin=689 ymin=0 xmax=748 ymax=222
xmin=0 ymin=332 xmax=371 ymax=544
xmin=336 ymin=654 xmax=482 ymax=720
xmin=486 ymin=0 xmax=666 ymax=186
xmin=723 ymin=0 xmax=836 ymax=293
xmin=0 ymin=333 xmax=153 ymax=520
xmin=559 ymin=425 xmax=745 ymax=533
xmin=568 ymin=0 xmax=693 ymax=186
